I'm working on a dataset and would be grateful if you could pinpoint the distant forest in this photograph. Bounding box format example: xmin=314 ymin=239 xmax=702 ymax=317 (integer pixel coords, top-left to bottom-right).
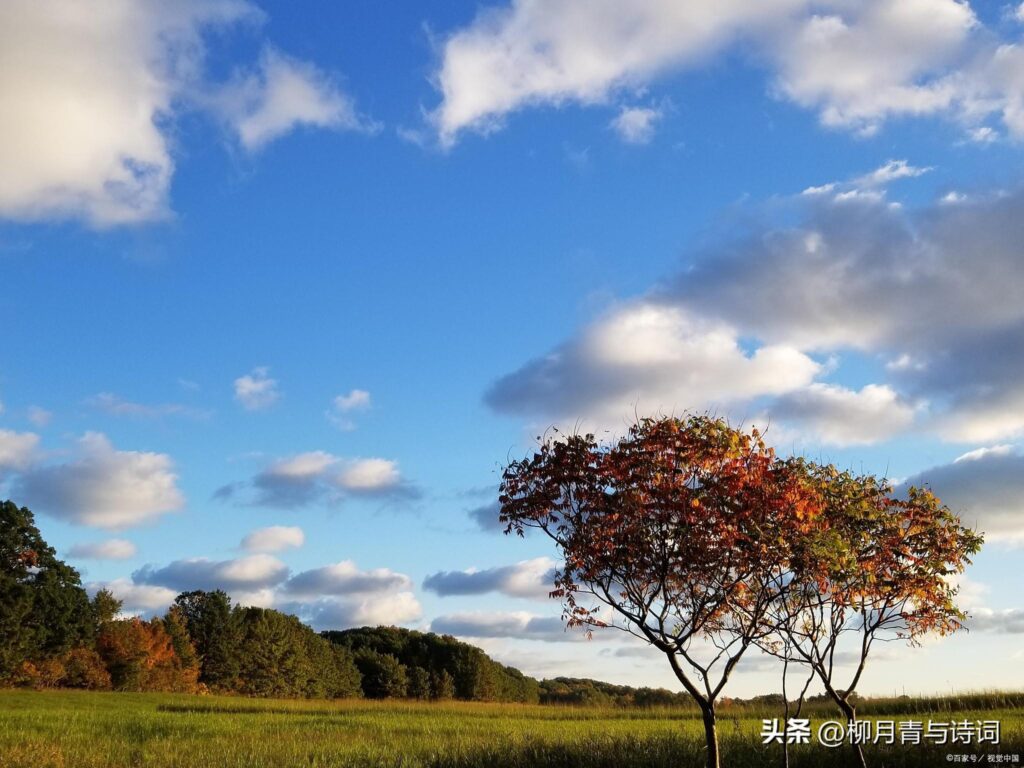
xmin=2 ymin=498 xmax=726 ymax=706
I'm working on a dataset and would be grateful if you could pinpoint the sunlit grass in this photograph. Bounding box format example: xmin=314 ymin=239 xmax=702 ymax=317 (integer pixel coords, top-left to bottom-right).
xmin=1 ymin=690 xmax=1022 ymax=767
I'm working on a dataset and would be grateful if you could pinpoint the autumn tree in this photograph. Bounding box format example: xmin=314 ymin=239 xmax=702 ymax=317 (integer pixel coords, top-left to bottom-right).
xmin=500 ymin=416 xmax=820 ymax=768
xmin=763 ymin=464 xmax=983 ymax=768
xmin=96 ymin=617 xmax=198 ymax=692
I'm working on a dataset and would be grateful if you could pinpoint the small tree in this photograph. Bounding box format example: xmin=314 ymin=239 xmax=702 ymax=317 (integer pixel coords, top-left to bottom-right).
xmin=765 ymin=464 xmax=983 ymax=768
xmin=500 ymin=416 xmax=820 ymax=768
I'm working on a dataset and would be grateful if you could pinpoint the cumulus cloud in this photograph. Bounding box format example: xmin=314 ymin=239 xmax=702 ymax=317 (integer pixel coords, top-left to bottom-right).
xmin=283 ymin=560 xmax=413 ymax=598
xmin=234 ymin=367 xmax=280 ymax=411
xmin=431 ymin=0 xmax=1024 ymax=144
xmin=133 ymin=554 xmax=289 ymax=593
xmin=0 ymin=0 xmax=253 ymax=225
xmin=270 ymin=560 xmax=421 ymax=630
xmin=0 ymin=429 xmax=40 ymax=474
xmin=430 ymin=0 xmax=804 ymax=145
xmin=217 ymin=47 xmax=374 ymax=151
xmin=298 ymin=592 xmax=423 ymax=631
xmin=241 ymin=525 xmax=305 ymax=553
xmin=610 ymin=106 xmax=662 ymax=144
xmin=430 ymin=611 xmax=581 ymax=642
xmin=901 ymin=446 xmax=1024 ymax=544
xmin=488 ymin=184 xmax=1024 ymax=446
xmin=423 ymin=557 xmax=557 ymax=599
xmin=486 ymin=303 xmax=819 ymax=429
xmin=89 ymin=578 xmax=178 ymax=616
xmin=67 ymin=539 xmax=137 ymax=561
xmin=769 ymin=383 xmax=918 ymax=446
xmin=767 ymin=0 xmax=974 ymax=135
xmin=0 ymin=1 xmax=372 ymax=226
xmin=12 ymin=432 xmax=183 ymax=529
xmin=249 ymin=451 xmax=416 ymax=508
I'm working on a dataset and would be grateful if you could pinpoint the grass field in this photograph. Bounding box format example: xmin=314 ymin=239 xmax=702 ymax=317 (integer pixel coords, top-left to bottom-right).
xmin=1 ymin=690 xmax=1022 ymax=768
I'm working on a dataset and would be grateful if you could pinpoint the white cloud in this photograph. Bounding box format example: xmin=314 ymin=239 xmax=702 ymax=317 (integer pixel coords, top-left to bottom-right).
xmin=432 ymin=0 xmax=1024 ymax=144
xmin=302 ymin=591 xmax=422 ymax=630
xmin=486 ymin=179 xmax=1024 ymax=447
xmin=13 ymin=432 xmax=183 ymax=529
xmin=0 ymin=2 xmax=371 ymax=226
xmin=26 ymin=406 xmax=53 ymax=428
xmin=327 ymin=389 xmax=371 ymax=430
xmin=430 ymin=611 xmax=582 ymax=642
xmin=337 ymin=458 xmax=402 ymax=493
xmin=486 ymin=303 xmax=819 ymax=429
xmin=768 ymin=0 xmax=975 ymax=135
xmin=431 ymin=0 xmax=804 ymax=145
xmin=852 ymin=160 xmax=932 ymax=188
xmin=0 ymin=0 xmax=256 ymax=226
xmin=249 ymin=451 xmax=414 ymax=507
xmin=241 ymin=525 xmax=305 ymax=553
xmin=89 ymin=578 xmax=178 ymax=615
xmin=901 ymin=446 xmax=1024 ymax=544
xmin=423 ymin=557 xmax=558 ymax=599
xmin=283 ymin=560 xmax=412 ymax=598
xmin=333 ymin=389 xmax=371 ymax=412
xmin=218 ymin=47 xmax=374 ymax=151
xmin=133 ymin=553 xmax=289 ymax=592
xmin=67 ymin=538 xmax=137 ymax=561
xmin=610 ymin=106 xmax=661 ymax=144
xmin=769 ymin=383 xmax=918 ymax=446
xmin=234 ymin=367 xmax=280 ymax=410
xmin=0 ymin=429 xmax=41 ymax=473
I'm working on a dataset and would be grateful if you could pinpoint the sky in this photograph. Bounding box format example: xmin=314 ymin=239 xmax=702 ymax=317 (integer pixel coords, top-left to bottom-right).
xmin=2 ymin=0 xmax=1024 ymax=697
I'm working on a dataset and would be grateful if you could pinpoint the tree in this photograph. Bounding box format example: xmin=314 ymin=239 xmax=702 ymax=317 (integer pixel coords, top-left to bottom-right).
xmin=91 ymin=589 xmax=123 ymax=634
xmin=96 ymin=617 xmax=198 ymax=692
xmin=430 ymin=668 xmax=456 ymax=700
xmin=173 ymin=590 xmax=239 ymax=689
xmin=0 ymin=500 xmax=94 ymax=680
xmin=233 ymin=607 xmax=312 ymax=698
xmin=353 ymin=650 xmax=408 ymax=699
xmin=500 ymin=416 xmax=821 ymax=768
xmin=407 ymin=665 xmax=432 ymax=699
xmin=764 ymin=464 xmax=983 ymax=768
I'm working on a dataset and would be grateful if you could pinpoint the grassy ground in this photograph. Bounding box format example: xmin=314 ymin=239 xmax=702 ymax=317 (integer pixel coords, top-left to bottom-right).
xmin=1 ymin=690 xmax=1021 ymax=768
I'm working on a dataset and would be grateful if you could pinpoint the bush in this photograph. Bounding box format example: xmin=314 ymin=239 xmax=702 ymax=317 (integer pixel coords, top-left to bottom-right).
xmin=61 ymin=648 xmax=112 ymax=690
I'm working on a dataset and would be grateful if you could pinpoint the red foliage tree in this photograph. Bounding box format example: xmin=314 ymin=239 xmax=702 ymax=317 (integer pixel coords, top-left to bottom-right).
xmin=500 ymin=416 xmax=821 ymax=768
xmin=764 ymin=463 xmax=983 ymax=768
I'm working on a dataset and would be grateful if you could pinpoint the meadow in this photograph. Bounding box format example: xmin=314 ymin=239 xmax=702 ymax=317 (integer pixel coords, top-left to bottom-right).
xmin=1 ymin=690 xmax=1022 ymax=768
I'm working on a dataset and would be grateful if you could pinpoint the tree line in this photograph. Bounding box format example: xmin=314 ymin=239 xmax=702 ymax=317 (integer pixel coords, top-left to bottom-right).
xmin=0 ymin=500 xmax=533 ymax=702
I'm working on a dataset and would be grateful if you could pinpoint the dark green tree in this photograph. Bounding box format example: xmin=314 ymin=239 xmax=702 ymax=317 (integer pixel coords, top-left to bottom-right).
xmin=0 ymin=500 xmax=93 ymax=679
xmin=353 ymin=650 xmax=408 ymax=699
xmin=407 ymin=665 xmax=431 ymax=699
xmin=173 ymin=590 xmax=239 ymax=689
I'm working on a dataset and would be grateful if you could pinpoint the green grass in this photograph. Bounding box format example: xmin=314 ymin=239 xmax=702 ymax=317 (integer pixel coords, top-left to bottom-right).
xmin=1 ymin=690 xmax=1022 ymax=768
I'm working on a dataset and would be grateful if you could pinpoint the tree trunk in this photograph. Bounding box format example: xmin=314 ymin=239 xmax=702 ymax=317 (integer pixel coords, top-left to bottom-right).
xmin=836 ymin=698 xmax=867 ymax=768
xmin=700 ymin=705 xmax=720 ymax=768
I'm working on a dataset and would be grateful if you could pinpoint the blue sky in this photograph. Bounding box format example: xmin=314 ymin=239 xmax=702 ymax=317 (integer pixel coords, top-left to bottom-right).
xmin=2 ymin=0 xmax=1024 ymax=696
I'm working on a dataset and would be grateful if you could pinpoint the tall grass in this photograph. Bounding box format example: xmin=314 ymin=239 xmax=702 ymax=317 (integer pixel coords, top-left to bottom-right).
xmin=1 ymin=690 xmax=1021 ymax=768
